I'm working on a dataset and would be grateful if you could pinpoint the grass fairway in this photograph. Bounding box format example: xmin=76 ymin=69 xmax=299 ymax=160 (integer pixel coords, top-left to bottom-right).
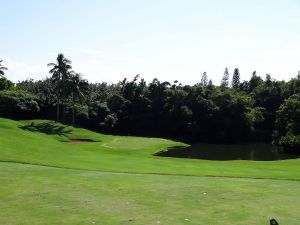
xmin=1 ymin=163 xmax=299 ymax=225
xmin=0 ymin=117 xmax=300 ymax=224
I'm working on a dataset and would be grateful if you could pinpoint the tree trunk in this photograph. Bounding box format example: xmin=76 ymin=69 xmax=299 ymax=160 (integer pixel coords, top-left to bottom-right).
xmin=62 ymin=103 xmax=65 ymax=122
xmin=72 ymin=93 xmax=75 ymax=125
xmin=61 ymin=73 xmax=65 ymax=122
xmin=56 ymin=98 xmax=60 ymax=121
xmin=56 ymin=73 xmax=61 ymax=121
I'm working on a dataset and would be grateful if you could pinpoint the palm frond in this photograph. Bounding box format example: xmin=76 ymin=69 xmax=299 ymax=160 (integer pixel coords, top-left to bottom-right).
xmin=47 ymin=63 xmax=57 ymax=67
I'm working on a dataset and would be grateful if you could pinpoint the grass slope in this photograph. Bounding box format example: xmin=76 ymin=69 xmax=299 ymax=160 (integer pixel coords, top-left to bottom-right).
xmin=0 ymin=117 xmax=299 ymax=180
xmin=0 ymin=117 xmax=300 ymax=224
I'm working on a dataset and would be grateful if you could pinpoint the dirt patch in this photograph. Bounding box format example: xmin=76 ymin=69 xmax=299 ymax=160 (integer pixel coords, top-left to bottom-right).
xmin=68 ymin=138 xmax=98 ymax=143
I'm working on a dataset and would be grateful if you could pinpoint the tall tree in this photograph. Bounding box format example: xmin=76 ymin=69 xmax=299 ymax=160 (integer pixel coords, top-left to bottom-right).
xmin=273 ymin=94 xmax=300 ymax=152
xmin=231 ymin=68 xmax=240 ymax=88
xmin=67 ymin=73 xmax=89 ymax=125
xmin=221 ymin=67 xmax=229 ymax=88
xmin=201 ymin=72 xmax=208 ymax=87
xmin=265 ymin=74 xmax=272 ymax=86
xmin=0 ymin=60 xmax=8 ymax=78
xmin=47 ymin=54 xmax=72 ymax=121
xmin=248 ymin=71 xmax=262 ymax=92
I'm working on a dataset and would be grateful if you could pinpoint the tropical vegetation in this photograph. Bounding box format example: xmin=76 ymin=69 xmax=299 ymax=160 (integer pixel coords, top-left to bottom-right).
xmin=1 ymin=55 xmax=300 ymax=151
xmin=0 ymin=55 xmax=300 ymax=224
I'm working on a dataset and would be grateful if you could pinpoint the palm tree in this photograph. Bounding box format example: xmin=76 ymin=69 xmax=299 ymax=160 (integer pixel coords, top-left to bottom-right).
xmin=68 ymin=73 xmax=89 ymax=125
xmin=47 ymin=54 xmax=72 ymax=121
xmin=0 ymin=60 xmax=8 ymax=78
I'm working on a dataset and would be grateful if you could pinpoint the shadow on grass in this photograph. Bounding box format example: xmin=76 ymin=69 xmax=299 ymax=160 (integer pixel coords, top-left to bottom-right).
xmin=19 ymin=122 xmax=72 ymax=136
xmin=67 ymin=138 xmax=101 ymax=143
xmin=154 ymin=146 xmax=190 ymax=158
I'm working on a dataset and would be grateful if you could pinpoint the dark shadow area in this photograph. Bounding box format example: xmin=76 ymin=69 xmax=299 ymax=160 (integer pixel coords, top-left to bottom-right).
xmin=68 ymin=138 xmax=100 ymax=143
xmin=155 ymin=143 xmax=300 ymax=161
xmin=19 ymin=122 xmax=72 ymax=136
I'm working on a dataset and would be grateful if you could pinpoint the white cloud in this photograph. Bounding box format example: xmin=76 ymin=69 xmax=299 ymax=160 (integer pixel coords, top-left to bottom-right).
xmin=1 ymin=43 xmax=300 ymax=86
xmin=63 ymin=48 xmax=129 ymax=84
xmin=0 ymin=56 xmax=49 ymax=82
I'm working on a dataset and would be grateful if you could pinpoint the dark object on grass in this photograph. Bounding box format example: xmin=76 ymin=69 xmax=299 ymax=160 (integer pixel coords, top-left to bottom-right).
xmin=19 ymin=122 xmax=72 ymax=136
xmin=270 ymin=218 xmax=279 ymax=225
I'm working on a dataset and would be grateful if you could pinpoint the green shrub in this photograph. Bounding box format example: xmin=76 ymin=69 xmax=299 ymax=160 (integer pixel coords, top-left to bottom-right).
xmin=0 ymin=90 xmax=40 ymax=119
xmin=273 ymin=94 xmax=300 ymax=152
xmin=0 ymin=78 xmax=15 ymax=91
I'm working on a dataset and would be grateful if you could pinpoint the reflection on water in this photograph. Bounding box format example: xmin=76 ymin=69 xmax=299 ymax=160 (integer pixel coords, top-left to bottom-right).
xmin=155 ymin=143 xmax=300 ymax=161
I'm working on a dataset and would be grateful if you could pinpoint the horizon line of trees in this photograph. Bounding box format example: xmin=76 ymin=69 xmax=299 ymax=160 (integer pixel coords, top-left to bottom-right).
xmin=1 ymin=54 xmax=300 ymax=152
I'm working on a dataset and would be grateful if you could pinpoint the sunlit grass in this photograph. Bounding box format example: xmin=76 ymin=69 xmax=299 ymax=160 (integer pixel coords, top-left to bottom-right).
xmin=0 ymin=117 xmax=299 ymax=224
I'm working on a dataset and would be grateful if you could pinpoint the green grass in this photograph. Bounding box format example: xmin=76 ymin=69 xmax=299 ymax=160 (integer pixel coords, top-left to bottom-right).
xmin=0 ymin=117 xmax=300 ymax=224
xmin=1 ymin=162 xmax=300 ymax=225
xmin=0 ymin=117 xmax=299 ymax=180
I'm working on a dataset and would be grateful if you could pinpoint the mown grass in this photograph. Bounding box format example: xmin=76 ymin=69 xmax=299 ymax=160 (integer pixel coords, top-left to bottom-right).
xmin=1 ymin=162 xmax=299 ymax=225
xmin=0 ymin=117 xmax=299 ymax=225
xmin=0 ymin=117 xmax=299 ymax=180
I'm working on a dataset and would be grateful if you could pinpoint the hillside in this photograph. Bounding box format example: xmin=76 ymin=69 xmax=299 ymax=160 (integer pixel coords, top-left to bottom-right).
xmin=0 ymin=117 xmax=299 ymax=180
xmin=1 ymin=118 xmax=300 ymax=224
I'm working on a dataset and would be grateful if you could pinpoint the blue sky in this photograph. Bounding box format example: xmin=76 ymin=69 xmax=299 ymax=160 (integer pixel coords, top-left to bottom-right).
xmin=1 ymin=0 xmax=300 ymax=84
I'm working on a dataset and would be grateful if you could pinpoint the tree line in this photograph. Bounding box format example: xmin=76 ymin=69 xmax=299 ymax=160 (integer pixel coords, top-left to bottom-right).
xmin=1 ymin=54 xmax=300 ymax=152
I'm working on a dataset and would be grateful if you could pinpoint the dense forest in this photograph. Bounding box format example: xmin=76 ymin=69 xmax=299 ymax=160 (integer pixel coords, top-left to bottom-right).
xmin=1 ymin=55 xmax=300 ymax=151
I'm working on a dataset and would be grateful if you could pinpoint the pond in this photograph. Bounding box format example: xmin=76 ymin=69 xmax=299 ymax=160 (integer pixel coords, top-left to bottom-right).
xmin=155 ymin=143 xmax=300 ymax=161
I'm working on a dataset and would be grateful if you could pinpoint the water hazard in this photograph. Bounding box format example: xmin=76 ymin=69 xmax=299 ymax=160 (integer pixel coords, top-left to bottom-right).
xmin=155 ymin=143 xmax=300 ymax=161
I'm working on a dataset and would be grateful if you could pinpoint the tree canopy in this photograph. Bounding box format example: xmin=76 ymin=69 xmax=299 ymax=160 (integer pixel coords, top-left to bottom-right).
xmin=1 ymin=54 xmax=300 ymax=150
